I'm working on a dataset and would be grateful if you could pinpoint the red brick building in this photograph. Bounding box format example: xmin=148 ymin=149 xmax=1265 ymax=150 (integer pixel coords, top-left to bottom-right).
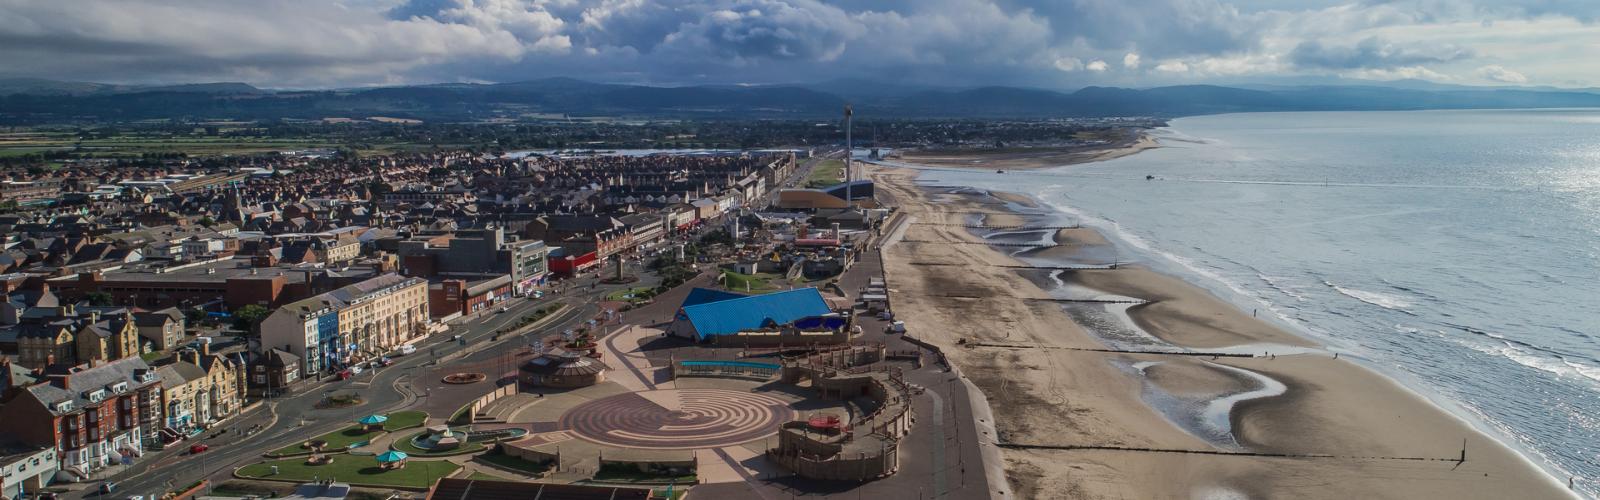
xmin=0 ymin=357 xmax=162 ymax=479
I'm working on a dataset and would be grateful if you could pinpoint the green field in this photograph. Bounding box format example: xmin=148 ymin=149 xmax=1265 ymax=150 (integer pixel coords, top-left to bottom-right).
xmin=0 ymin=133 xmax=445 ymax=160
xmin=804 ymin=159 xmax=846 ymax=188
xmin=237 ymin=454 xmax=460 ymax=489
xmin=269 ymin=410 xmax=427 ymax=456
xmin=720 ymin=270 xmax=782 ymax=293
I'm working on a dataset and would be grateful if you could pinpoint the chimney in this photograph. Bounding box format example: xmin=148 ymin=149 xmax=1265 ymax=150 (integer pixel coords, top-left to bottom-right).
xmin=200 ymin=341 xmax=211 ymax=359
xmin=89 ymin=311 xmax=100 ymax=323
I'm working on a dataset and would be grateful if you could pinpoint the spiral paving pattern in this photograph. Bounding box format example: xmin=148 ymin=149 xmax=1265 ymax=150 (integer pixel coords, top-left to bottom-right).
xmin=558 ymin=389 xmax=796 ymax=449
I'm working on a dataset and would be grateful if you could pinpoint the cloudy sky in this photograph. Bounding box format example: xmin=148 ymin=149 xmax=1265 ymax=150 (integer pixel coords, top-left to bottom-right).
xmin=2 ymin=0 xmax=1598 ymax=89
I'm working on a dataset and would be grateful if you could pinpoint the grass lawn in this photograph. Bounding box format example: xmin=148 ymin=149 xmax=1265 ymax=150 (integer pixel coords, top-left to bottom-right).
xmin=270 ymin=411 xmax=427 ymax=455
xmin=448 ymin=403 xmax=474 ymax=425
xmin=270 ymin=426 xmax=378 ymax=456
xmin=720 ymin=270 xmax=781 ymax=293
xmin=383 ymin=410 xmax=428 ymax=432
xmin=474 ymin=453 xmax=552 ymax=475
xmin=605 ymin=287 xmax=655 ymax=303
xmin=238 ymin=454 xmax=460 ymax=489
xmin=805 ymin=159 xmax=846 ymax=189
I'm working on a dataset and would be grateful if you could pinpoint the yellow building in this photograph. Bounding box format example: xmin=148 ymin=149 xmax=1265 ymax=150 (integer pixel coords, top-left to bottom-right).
xmin=261 ymin=273 xmax=428 ymax=374
xmin=324 ymin=235 xmax=361 ymax=263
xmin=15 ymin=306 xmax=140 ymax=367
xmin=333 ymin=274 xmax=428 ymax=361
xmin=155 ymin=346 xmax=244 ymax=434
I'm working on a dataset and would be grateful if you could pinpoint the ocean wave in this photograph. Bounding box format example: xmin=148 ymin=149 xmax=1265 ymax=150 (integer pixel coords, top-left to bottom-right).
xmin=1322 ymin=280 xmax=1416 ymax=312
xmin=1459 ymin=337 xmax=1600 ymax=388
xmin=1258 ymin=273 xmax=1308 ymax=302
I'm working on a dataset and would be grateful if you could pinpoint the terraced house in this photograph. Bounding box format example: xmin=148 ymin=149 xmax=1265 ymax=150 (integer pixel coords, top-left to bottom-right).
xmin=155 ymin=345 xmax=244 ymax=441
xmin=0 ymin=357 xmax=162 ymax=479
xmin=13 ymin=306 xmax=140 ymax=368
xmin=260 ymin=273 xmax=428 ymax=375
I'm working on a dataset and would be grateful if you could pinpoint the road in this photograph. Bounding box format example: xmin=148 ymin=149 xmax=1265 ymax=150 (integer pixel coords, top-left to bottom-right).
xmin=77 ymin=153 xmax=857 ymax=498
xmin=76 ymin=269 xmax=649 ymax=499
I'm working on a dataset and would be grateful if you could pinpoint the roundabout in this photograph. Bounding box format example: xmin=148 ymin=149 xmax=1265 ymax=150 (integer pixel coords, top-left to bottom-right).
xmin=441 ymin=372 xmax=486 ymax=384
xmin=556 ymin=388 xmax=796 ymax=449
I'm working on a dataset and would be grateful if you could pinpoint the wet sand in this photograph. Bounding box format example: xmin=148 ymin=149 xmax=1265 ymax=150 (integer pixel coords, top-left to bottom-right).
xmin=871 ymin=166 xmax=1575 ymax=499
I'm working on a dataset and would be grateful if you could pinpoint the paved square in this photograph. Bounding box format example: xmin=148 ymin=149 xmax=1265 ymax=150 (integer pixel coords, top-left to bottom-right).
xmin=556 ymin=388 xmax=796 ymax=449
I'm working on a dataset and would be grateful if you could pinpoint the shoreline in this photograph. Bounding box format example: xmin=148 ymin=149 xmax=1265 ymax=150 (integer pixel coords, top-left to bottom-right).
xmin=868 ymin=165 xmax=1578 ymax=499
xmin=896 ymin=128 xmax=1159 ymax=171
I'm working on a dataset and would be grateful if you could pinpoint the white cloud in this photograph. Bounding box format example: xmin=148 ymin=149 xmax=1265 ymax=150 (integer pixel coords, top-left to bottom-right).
xmin=1 ymin=0 xmax=1599 ymax=88
xmin=1477 ymin=65 xmax=1528 ymax=83
xmin=1155 ymin=60 xmax=1190 ymax=72
xmin=1346 ymin=65 xmax=1454 ymax=81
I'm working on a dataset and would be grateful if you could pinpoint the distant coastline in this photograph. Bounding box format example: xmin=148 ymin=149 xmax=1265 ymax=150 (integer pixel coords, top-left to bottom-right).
xmin=897 ymin=128 xmax=1159 ymax=171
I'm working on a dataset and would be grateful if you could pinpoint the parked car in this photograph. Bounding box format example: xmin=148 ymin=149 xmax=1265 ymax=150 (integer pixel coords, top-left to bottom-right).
xmin=885 ymin=321 xmax=907 ymax=334
xmin=189 ymin=444 xmax=209 ymax=454
xmin=396 ymin=344 xmax=417 ymax=356
xmin=99 ymin=482 xmax=116 ymax=494
xmin=349 ymin=364 xmax=365 ymax=375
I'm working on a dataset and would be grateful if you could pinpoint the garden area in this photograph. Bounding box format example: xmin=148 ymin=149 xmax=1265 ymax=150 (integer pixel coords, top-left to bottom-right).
xmin=605 ymin=287 xmax=657 ymax=305
xmin=268 ymin=411 xmax=427 ymax=456
xmin=237 ymin=454 xmax=460 ymax=489
xmin=591 ymin=463 xmax=698 ymax=485
xmin=805 ymin=159 xmax=846 ymax=189
xmin=719 ymin=270 xmax=782 ymax=293
xmin=390 ymin=431 xmax=486 ymax=457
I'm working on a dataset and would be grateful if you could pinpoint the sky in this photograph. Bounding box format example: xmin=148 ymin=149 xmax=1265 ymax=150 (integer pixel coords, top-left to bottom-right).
xmin=2 ymin=0 xmax=1599 ymax=89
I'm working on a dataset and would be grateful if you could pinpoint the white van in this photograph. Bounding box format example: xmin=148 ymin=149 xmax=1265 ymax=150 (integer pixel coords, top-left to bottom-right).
xmin=397 ymin=344 xmax=417 ymax=356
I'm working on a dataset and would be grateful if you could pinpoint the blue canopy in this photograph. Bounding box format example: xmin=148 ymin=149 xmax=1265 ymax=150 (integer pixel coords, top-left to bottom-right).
xmin=357 ymin=414 xmax=388 ymax=425
xmin=376 ymin=450 xmax=408 ymax=463
xmin=679 ymin=287 xmax=831 ymax=340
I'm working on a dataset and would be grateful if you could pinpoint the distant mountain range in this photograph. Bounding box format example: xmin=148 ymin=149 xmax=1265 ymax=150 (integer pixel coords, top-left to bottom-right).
xmin=4 ymin=76 xmax=1600 ymax=124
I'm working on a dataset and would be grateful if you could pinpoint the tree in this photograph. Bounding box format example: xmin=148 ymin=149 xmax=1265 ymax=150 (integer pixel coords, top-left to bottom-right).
xmin=85 ymin=291 xmax=114 ymax=306
xmin=197 ymin=216 xmax=215 ymax=227
xmin=233 ymin=305 xmax=270 ymax=332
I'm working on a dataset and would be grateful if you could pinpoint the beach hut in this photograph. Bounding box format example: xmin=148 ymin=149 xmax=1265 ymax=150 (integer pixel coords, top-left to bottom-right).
xmin=358 ymin=414 xmax=388 ymax=433
xmin=375 ymin=450 xmax=409 ymax=470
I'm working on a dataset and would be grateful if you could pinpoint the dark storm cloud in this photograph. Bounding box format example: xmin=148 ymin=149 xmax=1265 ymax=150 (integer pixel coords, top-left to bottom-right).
xmin=0 ymin=0 xmax=1595 ymax=87
xmin=1289 ymin=36 xmax=1470 ymax=70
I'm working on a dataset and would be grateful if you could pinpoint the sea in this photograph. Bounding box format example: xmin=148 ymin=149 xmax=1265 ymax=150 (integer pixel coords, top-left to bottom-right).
xmin=901 ymin=109 xmax=1600 ymax=497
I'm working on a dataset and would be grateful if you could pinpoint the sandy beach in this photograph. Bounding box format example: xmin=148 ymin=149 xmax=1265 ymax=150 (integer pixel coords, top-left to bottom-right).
xmin=869 ymin=165 xmax=1577 ymax=499
xmin=898 ymin=129 xmax=1159 ymax=171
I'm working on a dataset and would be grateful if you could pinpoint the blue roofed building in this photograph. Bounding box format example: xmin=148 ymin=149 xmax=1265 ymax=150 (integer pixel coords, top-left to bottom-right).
xmin=669 ymin=287 xmax=833 ymax=341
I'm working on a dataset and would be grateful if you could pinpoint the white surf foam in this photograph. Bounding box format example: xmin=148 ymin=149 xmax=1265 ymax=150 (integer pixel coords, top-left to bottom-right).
xmin=1322 ymin=280 xmax=1414 ymax=311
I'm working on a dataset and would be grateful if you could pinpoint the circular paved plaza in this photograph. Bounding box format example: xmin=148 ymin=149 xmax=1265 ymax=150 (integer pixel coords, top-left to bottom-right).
xmin=558 ymin=388 xmax=797 ymax=449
